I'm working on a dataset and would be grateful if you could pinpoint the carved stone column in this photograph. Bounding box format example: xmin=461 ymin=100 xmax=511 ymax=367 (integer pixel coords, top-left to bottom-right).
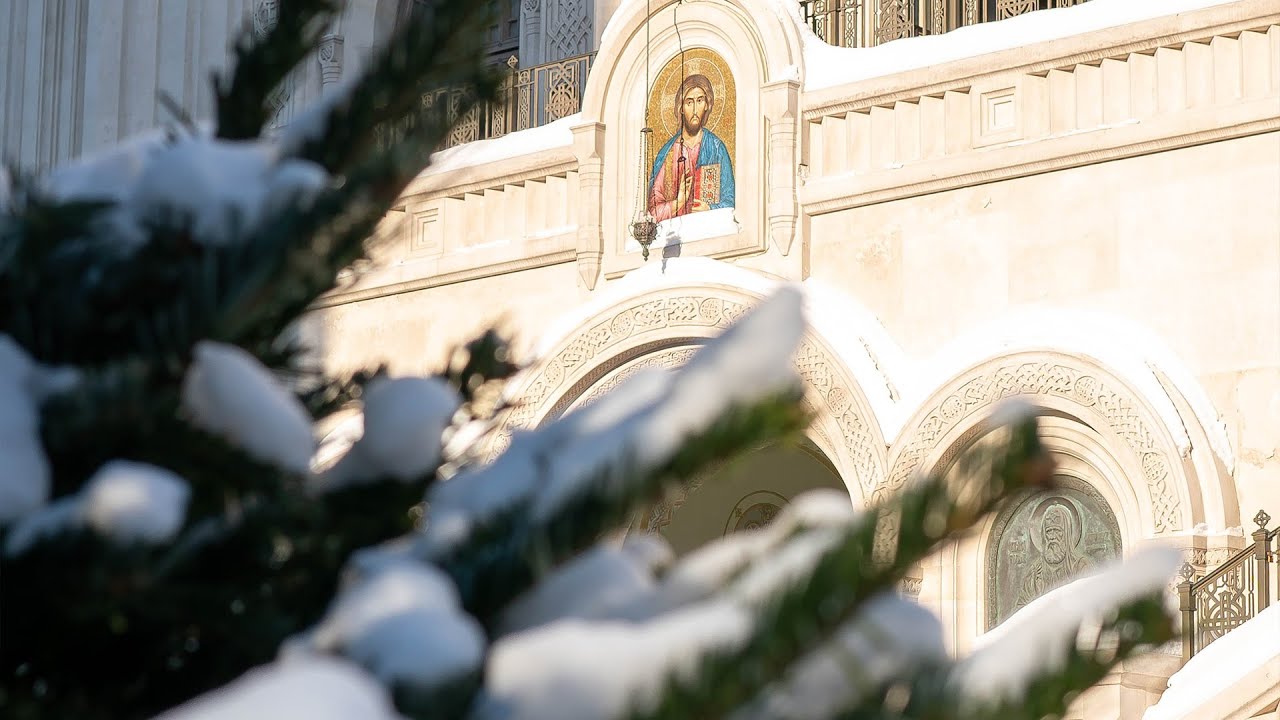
xmin=571 ymin=121 xmax=606 ymax=290
xmin=520 ymin=0 xmax=544 ymax=67
xmin=318 ymin=34 xmax=345 ymax=89
xmin=761 ymin=78 xmax=801 ymax=257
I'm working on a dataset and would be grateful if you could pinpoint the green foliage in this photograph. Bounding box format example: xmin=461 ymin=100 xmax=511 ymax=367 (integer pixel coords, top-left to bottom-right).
xmin=629 ymin=413 xmax=1055 ymax=720
xmin=0 ymin=1 xmax=502 ymax=717
xmin=0 ymin=1 xmax=1182 ymax=719
xmin=837 ymin=593 xmax=1176 ymax=720
xmin=215 ymin=0 xmax=343 ymax=141
xmin=433 ymin=390 xmax=812 ymax=625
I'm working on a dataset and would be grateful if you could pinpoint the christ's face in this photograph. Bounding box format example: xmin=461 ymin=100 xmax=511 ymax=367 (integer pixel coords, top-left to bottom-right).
xmin=681 ymin=87 xmax=709 ymax=135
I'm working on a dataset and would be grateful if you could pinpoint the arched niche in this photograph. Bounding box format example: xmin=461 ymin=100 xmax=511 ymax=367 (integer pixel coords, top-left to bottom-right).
xmin=941 ymin=415 xmax=1135 ymax=630
xmin=574 ymin=0 xmax=806 ymax=281
xmin=491 ymin=268 xmax=889 ymax=505
xmin=635 ymin=437 xmax=847 ymax=557
xmin=983 ymin=474 xmax=1124 ymax=630
xmin=886 ymin=351 xmax=1217 ymax=536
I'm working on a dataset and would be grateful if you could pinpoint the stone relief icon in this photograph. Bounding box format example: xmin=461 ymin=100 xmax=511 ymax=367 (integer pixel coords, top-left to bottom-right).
xmin=644 ymin=48 xmax=737 ymax=242
xmin=1014 ymin=500 xmax=1092 ymax=609
xmin=987 ymin=479 xmax=1121 ymax=628
xmin=725 ymin=491 xmax=788 ymax=535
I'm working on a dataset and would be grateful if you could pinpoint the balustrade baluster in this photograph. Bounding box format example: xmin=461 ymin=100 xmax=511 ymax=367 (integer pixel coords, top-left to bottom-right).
xmin=1183 ymin=509 xmax=1275 ymax=661
xmin=794 ymin=0 xmax=1093 ymax=48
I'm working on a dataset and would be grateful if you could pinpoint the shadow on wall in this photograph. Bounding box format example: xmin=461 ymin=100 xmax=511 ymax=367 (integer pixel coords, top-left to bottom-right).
xmin=661 ymin=238 xmax=683 ymax=272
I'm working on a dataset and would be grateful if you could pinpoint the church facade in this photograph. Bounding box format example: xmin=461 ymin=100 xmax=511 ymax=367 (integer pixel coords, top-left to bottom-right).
xmin=3 ymin=0 xmax=1279 ymax=716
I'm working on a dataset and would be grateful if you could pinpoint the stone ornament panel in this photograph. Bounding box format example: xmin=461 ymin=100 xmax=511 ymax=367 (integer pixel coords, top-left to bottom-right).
xmin=490 ymin=291 xmax=888 ymax=497
xmin=887 ymin=355 xmax=1187 ymax=534
xmin=494 ymin=294 xmax=1201 ymax=541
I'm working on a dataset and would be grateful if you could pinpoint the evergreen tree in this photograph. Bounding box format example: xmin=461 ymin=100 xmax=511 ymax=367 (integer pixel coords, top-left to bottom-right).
xmin=0 ymin=1 xmax=1180 ymax=718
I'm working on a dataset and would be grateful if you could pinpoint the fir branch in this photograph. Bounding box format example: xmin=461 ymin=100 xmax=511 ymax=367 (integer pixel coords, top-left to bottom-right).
xmin=834 ymin=593 xmax=1175 ymax=720
xmin=629 ymin=411 xmax=1053 ymax=720
xmin=287 ymin=0 xmax=502 ymax=174
xmin=213 ymin=85 xmax=486 ymax=352
xmin=214 ymin=0 xmax=342 ymax=140
xmin=445 ymin=328 xmax=521 ymax=405
xmin=432 ymin=391 xmax=811 ymax=624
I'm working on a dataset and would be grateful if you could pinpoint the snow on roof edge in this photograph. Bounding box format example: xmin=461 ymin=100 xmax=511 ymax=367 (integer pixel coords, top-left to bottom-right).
xmin=768 ymin=0 xmax=1244 ymax=91
xmin=418 ymin=114 xmax=579 ymax=178
xmin=1144 ymin=602 xmax=1280 ymax=720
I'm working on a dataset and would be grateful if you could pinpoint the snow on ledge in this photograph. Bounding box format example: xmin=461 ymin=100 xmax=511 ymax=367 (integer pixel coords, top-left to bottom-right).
xmin=420 ymin=114 xmax=579 ymax=178
xmin=763 ymin=0 xmax=1242 ymax=91
xmin=1144 ymin=603 xmax=1280 ymax=720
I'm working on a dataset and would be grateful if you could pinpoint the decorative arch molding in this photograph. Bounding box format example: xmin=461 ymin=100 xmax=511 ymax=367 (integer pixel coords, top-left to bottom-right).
xmin=560 ymin=341 xmax=846 ymax=477
xmin=491 ymin=268 xmax=888 ymax=502
xmin=570 ymin=0 xmax=807 ymax=285
xmin=887 ymin=351 xmax=1205 ymax=535
xmin=584 ymin=0 xmax=804 ymax=121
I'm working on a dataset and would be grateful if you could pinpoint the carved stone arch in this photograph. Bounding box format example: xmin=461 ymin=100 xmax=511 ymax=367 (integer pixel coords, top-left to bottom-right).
xmin=886 ymin=351 xmax=1196 ymax=536
xmin=582 ymin=0 xmax=804 ymax=122
xmin=575 ymin=0 xmax=807 ymax=282
xmin=491 ymin=285 xmax=888 ymax=504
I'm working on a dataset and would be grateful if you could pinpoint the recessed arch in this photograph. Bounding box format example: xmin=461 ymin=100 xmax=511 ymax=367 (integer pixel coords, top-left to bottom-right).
xmin=888 ymin=351 xmax=1209 ymax=536
xmin=491 ymin=260 xmax=889 ymax=504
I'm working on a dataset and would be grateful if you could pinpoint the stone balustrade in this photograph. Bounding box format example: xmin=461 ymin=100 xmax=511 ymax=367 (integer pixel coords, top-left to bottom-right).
xmin=322 ymin=0 xmax=1279 ymax=309
xmin=801 ymin=3 xmax=1279 ymax=214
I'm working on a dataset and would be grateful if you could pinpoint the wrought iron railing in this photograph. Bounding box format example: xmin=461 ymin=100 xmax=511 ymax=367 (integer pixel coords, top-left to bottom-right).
xmin=403 ymin=53 xmax=594 ymax=152
xmin=799 ymin=0 xmax=1090 ymax=49
xmin=1179 ymin=509 xmax=1279 ymax=661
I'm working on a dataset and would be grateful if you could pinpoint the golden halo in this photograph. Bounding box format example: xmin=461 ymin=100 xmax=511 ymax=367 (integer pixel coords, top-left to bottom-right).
xmin=644 ymin=47 xmax=736 ymax=180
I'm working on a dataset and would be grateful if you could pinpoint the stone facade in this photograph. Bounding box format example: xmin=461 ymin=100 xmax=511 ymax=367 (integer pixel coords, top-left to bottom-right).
xmin=3 ymin=0 xmax=1278 ymax=716
xmin=315 ymin=2 xmax=1279 ymax=714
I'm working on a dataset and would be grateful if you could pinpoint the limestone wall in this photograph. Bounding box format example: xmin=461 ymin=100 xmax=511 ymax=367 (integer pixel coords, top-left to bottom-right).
xmin=306 ymin=1 xmax=1279 ymax=673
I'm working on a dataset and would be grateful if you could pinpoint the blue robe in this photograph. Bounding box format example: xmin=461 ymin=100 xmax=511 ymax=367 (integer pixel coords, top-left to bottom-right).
xmin=649 ymin=129 xmax=736 ymax=211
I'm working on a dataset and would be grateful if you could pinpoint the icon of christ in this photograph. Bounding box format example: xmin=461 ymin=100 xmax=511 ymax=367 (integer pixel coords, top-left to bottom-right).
xmin=647 ymin=74 xmax=736 ymax=222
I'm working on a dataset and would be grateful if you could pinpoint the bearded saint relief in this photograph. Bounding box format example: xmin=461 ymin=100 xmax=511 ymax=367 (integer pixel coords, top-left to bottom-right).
xmin=1014 ymin=503 xmax=1092 ymax=610
xmin=988 ymin=482 xmax=1121 ymax=629
xmin=644 ymin=49 xmax=737 ymax=236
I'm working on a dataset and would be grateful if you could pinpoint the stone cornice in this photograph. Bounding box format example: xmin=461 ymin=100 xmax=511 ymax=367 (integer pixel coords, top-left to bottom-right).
xmin=800 ymin=98 xmax=1279 ymax=216
xmin=802 ymin=0 xmax=1279 ymax=120
xmin=312 ymin=243 xmax=576 ymax=308
xmin=397 ymin=147 xmax=577 ymax=204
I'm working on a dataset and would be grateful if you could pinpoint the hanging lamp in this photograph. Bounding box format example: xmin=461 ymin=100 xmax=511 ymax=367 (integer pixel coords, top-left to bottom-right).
xmin=628 ymin=0 xmax=658 ymax=260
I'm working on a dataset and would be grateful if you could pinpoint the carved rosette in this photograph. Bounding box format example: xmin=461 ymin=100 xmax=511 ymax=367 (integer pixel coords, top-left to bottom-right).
xmin=887 ymin=357 xmax=1185 ymax=533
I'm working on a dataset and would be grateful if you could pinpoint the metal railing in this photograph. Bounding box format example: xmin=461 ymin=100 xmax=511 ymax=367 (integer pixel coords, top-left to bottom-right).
xmin=382 ymin=53 xmax=594 ymax=153
xmin=798 ymin=0 xmax=1090 ymax=49
xmin=1179 ymin=509 xmax=1279 ymax=661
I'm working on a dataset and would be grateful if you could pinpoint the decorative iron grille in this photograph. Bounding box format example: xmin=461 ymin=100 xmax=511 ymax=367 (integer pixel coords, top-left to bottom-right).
xmin=1179 ymin=509 xmax=1279 ymax=660
xmin=798 ymin=0 xmax=1090 ymax=48
xmin=430 ymin=52 xmax=594 ymax=150
xmin=372 ymin=53 xmax=594 ymax=152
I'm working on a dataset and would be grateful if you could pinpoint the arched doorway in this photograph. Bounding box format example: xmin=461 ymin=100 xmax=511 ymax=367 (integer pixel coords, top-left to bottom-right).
xmin=634 ymin=437 xmax=847 ymax=556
